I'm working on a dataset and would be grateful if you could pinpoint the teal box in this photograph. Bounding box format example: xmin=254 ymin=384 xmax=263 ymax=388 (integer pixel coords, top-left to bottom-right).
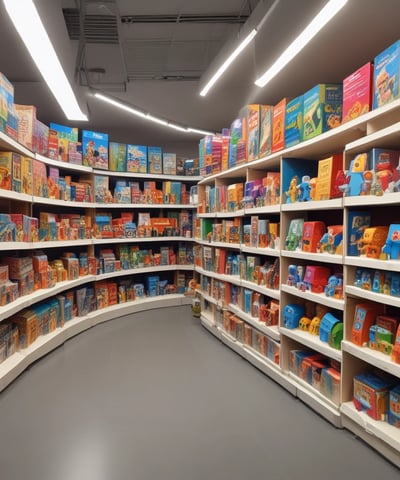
xmin=109 ymin=142 xmax=127 ymax=172
xmin=303 ymin=84 xmax=342 ymax=141
xmin=285 ymin=95 xmax=303 ymax=147
xmin=373 ymin=39 xmax=400 ymax=109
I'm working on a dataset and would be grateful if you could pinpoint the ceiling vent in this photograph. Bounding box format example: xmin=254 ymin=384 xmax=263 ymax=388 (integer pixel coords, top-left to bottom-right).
xmin=63 ymin=8 xmax=119 ymax=44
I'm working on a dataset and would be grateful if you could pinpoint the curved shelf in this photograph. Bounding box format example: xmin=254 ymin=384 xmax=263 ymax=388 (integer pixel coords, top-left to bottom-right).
xmin=345 ymin=285 xmax=400 ymax=308
xmin=0 ymin=130 xmax=32 ymax=157
xmin=0 ymin=189 xmax=32 ymax=203
xmin=342 ymin=340 xmax=400 ymax=378
xmin=241 ymin=246 xmax=280 ymax=257
xmin=281 ymin=198 xmax=343 ymax=211
xmin=281 ymin=284 xmax=344 ymax=310
xmin=32 ymin=196 xmax=93 ymax=208
xmin=0 ymin=294 xmax=191 ymax=394
xmin=94 ymin=202 xmax=196 ymax=210
xmin=35 ymin=154 xmax=93 ymax=173
xmin=244 ymin=205 xmax=281 ymax=215
xmin=93 ymin=169 xmax=201 ymax=183
xmin=240 ymin=279 xmax=280 ymax=300
xmin=93 ymin=236 xmax=191 ymax=245
xmin=228 ymin=303 xmax=280 ymax=341
xmin=345 ymin=120 xmax=400 ymax=154
xmin=280 ymin=326 xmax=342 ymax=362
xmin=344 ymin=193 xmax=400 ymax=207
xmin=281 ymin=250 xmax=344 ymax=265
xmin=96 ymin=264 xmax=194 ymax=281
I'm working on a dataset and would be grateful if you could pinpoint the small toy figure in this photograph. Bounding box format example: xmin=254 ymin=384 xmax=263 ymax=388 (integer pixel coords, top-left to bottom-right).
xmin=297 ymin=175 xmax=312 ymax=201
xmin=191 ymin=293 xmax=201 ymax=318
xmin=382 ymin=224 xmax=400 ymax=260
xmin=285 ymin=176 xmax=298 ymax=203
xmin=287 ymin=264 xmax=297 ymax=286
xmin=357 ymin=226 xmax=389 ymax=258
xmin=325 ymin=274 xmax=343 ymax=298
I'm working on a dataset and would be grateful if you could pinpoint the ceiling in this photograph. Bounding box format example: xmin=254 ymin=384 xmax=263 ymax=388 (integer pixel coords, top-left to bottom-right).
xmin=0 ymin=0 xmax=400 ymax=157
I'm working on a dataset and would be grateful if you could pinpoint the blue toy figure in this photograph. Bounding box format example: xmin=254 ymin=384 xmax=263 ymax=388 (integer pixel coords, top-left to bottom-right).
xmin=382 ymin=224 xmax=400 ymax=260
xmin=287 ymin=264 xmax=297 ymax=286
xmin=283 ymin=304 xmax=305 ymax=329
xmin=297 ymin=175 xmax=312 ymax=201
xmin=325 ymin=274 xmax=342 ymax=297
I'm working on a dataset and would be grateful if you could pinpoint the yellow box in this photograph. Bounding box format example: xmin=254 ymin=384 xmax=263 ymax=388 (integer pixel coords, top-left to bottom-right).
xmin=315 ymin=154 xmax=343 ymax=200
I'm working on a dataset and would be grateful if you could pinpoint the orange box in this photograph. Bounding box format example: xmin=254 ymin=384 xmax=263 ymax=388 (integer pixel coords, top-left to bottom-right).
xmin=315 ymin=154 xmax=343 ymax=200
xmin=21 ymin=156 xmax=32 ymax=195
xmin=272 ymin=98 xmax=287 ymax=153
xmin=12 ymin=309 xmax=38 ymax=348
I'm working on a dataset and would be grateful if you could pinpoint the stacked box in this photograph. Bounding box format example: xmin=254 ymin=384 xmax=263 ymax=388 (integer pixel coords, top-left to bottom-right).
xmin=285 ymin=95 xmax=303 ymax=147
xmin=12 ymin=309 xmax=38 ymax=348
xmin=246 ymin=104 xmax=260 ymax=162
xmin=32 ymin=159 xmax=47 ymax=197
xmin=373 ymin=39 xmax=400 ymax=109
xmin=343 ymin=62 xmax=373 ymax=122
xmin=82 ymin=130 xmax=109 ymax=169
xmin=303 ymin=84 xmax=342 ymax=140
xmin=68 ymin=141 xmax=83 ymax=165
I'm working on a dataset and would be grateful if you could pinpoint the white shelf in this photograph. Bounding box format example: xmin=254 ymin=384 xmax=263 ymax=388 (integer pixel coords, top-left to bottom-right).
xmin=280 ymin=249 xmax=344 ymax=264
xmin=94 ymin=202 xmax=195 ymax=209
xmin=32 ymin=239 xmax=93 ymax=248
xmin=228 ymin=303 xmax=280 ymax=341
xmin=0 ymin=130 xmax=32 ymax=157
xmin=288 ymin=372 xmax=342 ymax=427
xmin=198 ymin=162 xmax=247 ymax=184
xmin=281 ymin=198 xmax=343 ymax=211
xmin=345 ymin=120 xmax=400 ymax=153
xmin=215 ymin=210 xmax=245 ymax=218
xmin=0 ymin=189 xmax=32 ymax=202
xmin=93 ymin=169 xmax=202 ymax=183
xmin=342 ymin=340 xmax=400 ymax=377
xmin=93 ymin=236 xmax=190 ymax=245
xmin=241 ymin=246 xmax=280 ymax=257
xmin=240 ymin=279 xmax=280 ymax=300
xmin=200 ymin=313 xmax=219 ymax=335
xmin=345 ymin=285 xmax=400 ymax=307
xmin=344 ymin=256 xmax=400 ymax=272
xmin=280 ymin=327 xmax=342 ymax=362
xmin=280 ymin=284 xmax=344 ymax=310
xmin=96 ymin=264 xmax=193 ymax=281
xmin=244 ymin=204 xmax=281 ymax=215
xmin=344 ymin=193 xmax=400 ymax=207
xmin=0 ymin=242 xmax=37 ymax=251
xmin=32 ymin=195 xmax=93 ymax=208
xmin=341 ymin=402 xmax=400 ymax=468
xmin=35 ymin=154 xmax=93 ymax=173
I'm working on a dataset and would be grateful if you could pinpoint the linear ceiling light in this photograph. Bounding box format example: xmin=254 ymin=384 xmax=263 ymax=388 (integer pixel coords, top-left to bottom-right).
xmin=200 ymin=28 xmax=257 ymax=97
xmin=93 ymin=92 xmax=214 ymax=136
xmin=3 ymin=0 xmax=88 ymax=121
xmin=255 ymin=0 xmax=348 ymax=88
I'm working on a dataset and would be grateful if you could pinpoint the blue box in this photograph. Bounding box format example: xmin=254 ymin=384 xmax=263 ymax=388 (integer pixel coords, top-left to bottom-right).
xmin=285 ymin=95 xmax=303 ymax=147
xmin=82 ymin=130 xmax=109 ymax=169
xmin=373 ymin=39 xmax=400 ymax=109
xmin=303 ymin=84 xmax=342 ymax=140
xmin=126 ymin=145 xmax=147 ymax=173
xmin=148 ymin=146 xmax=162 ymax=175
xmin=347 ymin=210 xmax=371 ymax=256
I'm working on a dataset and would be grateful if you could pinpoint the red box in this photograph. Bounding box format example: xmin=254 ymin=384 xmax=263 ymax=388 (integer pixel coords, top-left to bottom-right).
xmin=342 ymin=62 xmax=373 ymax=123
xmin=302 ymin=221 xmax=326 ymax=253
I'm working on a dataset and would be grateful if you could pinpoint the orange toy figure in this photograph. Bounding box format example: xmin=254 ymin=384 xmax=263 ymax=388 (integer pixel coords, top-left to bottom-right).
xmin=357 ymin=226 xmax=389 ymax=258
xmin=285 ymin=176 xmax=298 ymax=203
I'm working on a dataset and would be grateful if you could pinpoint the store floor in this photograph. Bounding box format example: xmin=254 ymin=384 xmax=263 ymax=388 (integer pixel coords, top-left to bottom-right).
xmin=0 ymin=304 xmax=398 ymax=480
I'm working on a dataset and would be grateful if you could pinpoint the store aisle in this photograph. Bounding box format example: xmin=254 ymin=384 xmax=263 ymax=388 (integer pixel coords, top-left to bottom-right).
xmin=0 ymin=305 xmax=398 ymax=480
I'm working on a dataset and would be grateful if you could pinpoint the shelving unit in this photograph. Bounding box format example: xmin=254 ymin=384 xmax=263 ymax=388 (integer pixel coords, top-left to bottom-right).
xmin=0 ymin=129 xmax=200 ymax=394
xmin=195 ymin=98 xmax=400 ymax=465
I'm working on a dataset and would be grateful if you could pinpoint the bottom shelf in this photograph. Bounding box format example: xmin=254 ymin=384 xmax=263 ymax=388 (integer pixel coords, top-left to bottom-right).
xmin=341 ymin=402 xmax=400 ymax=468
xmin=0 ymin=294 xmax=192 ymax=394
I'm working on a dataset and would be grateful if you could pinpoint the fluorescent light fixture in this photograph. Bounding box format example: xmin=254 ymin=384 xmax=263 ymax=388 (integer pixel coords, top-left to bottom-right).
xmin=3 ymin=0 xmax=87 ymax=121
xmin=94 ymin=92 xmax=146 ymax=118
xmin=255 ymin=0 xmax=348 ymax=88
xmin=94 ymin=91 xmax=215 ymax=135
xmin=200 ymin=28 xmax=257 ymax=97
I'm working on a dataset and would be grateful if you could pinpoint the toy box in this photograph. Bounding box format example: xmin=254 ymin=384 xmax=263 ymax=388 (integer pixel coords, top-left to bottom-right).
xmin=283 ymin=303 xmax=305 ymax=329
xmin=49 ymin=122 xmax=79 ymax=161
xmin=127 ymin=145 xmax=147 ymax=173
xmin=319 ymin=312 xmax=341 ymax=343
xmin=259 ymin=105 xmax=273 ymax=158
xmin=229 ymin=116 xmax=247 ymax=167
xmin=272 ymin=98 xmax=287 ymax=153
xmin=109 ymin=142 xmax=126 ymax=172
xmin=163 ymin=152 xmax=177 ymax=175
xmin=246 ymin=104 xmax=261 ymax=162
xmin=15 ymin=104 xmax=36 ymax=150
xmin=347 ymin=210 xmax=371 ymax=256
xmin=303 ymin=265 xmax=331 ymax=293
xmin=302 ymin=221 xmax=326 ymax=253
xmin=68 ymin=141 xmax=83 ymax=165
xmin=32 ymin=159 xmax=47 ymax=198
xmin=373 ymin=39 xmax=400 ymax=109
xmin=285 ymin=95 xmax=303 ymax=148
xmin=320 ymin=367 xmax=341 ymax=404
xmin=33 ymin=119 xmax=49 ymax=156
xmin=342 ymin=62 xmax=373 ymax=122
xmin=289 ymin=349 xmax=316 ymax=376
xmin=303 ymin=84 xmax=342 ymax=140
xmin=148 ymin=146 xmax=163 ymax=175
xmin=389 ymin=385 xmax=400 ymax=428
xmin=12 ymin=309 xmax=38 ymax=348
xmin=315 ymin=154 xmax=343 ymax=200
xmin=0 ymin=71 xmax=13 ymax=123
xmin=0 ymin=151 xmax=13 ymax=190
xmin=353 ymin=371 xmax=395 ymax=421
xmin=300 ymin=356 xmax=328 ymax=385
xmin=368 ymin=148 xmax=400 ymax=193
xmin=358 ymin=226 xmax=389 ymax=259
xmin=351 ymin=302 xmax=384 ymax=346
xmin=285 ymin=218 xmax=304 ymax=251
xmin=82 ymin=130 xmax=109 ymax=169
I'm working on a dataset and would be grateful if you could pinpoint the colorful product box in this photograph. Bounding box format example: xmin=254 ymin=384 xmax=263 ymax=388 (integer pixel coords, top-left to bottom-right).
xmin=347 ymin=210 xmax=371 ymax=256
xmin=342 ymin=62 xmax=373 ymax=122
xmin=389 ymin=385 xmax=400 ymax=428
xmin=221 ymin=130 xmax=230 ymax=171
xmin=68 ymin=141 xmax=83 ymax=165
xmin=109 ymin=142 xmax=127 ymax=172
xmin=320 ymin=367 xmax=341 ymax=405
xmin=0 ymin=71 xmax=14 ymax=123
xmin=368 ymin=148 xmax=400 ymax=192
xmin=33 ymin=119 xmax=49 ymax=156
xmin=82 ymin=130 xmax=109 ymax=169
xmin=373 ymin=39 xmax=400 ymax=109
xmin=0 ymin=151 xmax=13 ymax=190
xmin=15 ymin=104 xmax=37 ymax=151
xmin=246 ymin=104 xmax=260 ymax=162
xmin=272 ymin=98 xmax=287 ymax=152
xmin=32 ymin=159 xmax=47 ymax=197
xmin=229 ymin=117 xmax=246 ymax=168
xmin=127 ymin=144 xmax=147 ymax=173
xmin=285 ymin=95 xmax=303 ymax=147
xmin=259 ymin=105 xmax=273 ymax=158
xmin=314 ymin=154 xmax=343 ymax=200
xmin=50 ymin=122 xmax=79 ymax=161
xmin=148 ymin=146 xmax=163 ymax=175
xmin=353 ymin=372 xmax=394 ymax=421
xmin=303 ymin=84 xmax=342 ymax=140
xmin=47 ymin=129 xmax=59 ymax=160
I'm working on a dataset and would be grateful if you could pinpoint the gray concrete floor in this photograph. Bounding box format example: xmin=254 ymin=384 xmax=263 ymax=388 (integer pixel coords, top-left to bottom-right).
xmin=0 ymin=305 xmax=398 ymax=480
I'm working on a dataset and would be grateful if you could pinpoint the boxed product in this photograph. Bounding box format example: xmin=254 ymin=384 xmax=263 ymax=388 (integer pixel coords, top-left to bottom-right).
xmin=373 ymin=39 xmax=400 ymax=109
xmin=32 ymin=159 xmax=47 ymax=197
xmin=228 ymin=116 xmax=247 ymax=168
xmin=82 ymin=130 xmax=109 ymax=169
xmin=49 ymin=122 xmax=78 ymax=161
xmin=220 ymin=129 xmax=230 ymax=171
xmin=353 ymin=371 xmax=395 ymax=421
xmin=148 ymin=146 xmax=162 ymax=174
xmin=320 ymin=367 xmax=341 ymax=405
xmin=259 ymin=105 xmax=273 ymax=158
xmin=388 ymin=385 xmax=400 ymax=428
xmin=47 ymin=129 xmax=59 ymax=160
xmin=109 ymin=142 xmax=127 ymax=172
xmin=0 ymin=151 xmax=13 ymax=190
xmin=368 ymin=148 xmax=400 ymax=192
xmin=12 ymin=308 xmax=38 ymax=348
xmin=68 ymin=141 xmax=83 ymax=165
xmin=15 ymin=104 xmax=37 ymax=150
xmin=342 ymin=62 xmax=373 ymax=122
xmin=33 ymin=119 xmax=49 ymax=156
xmin=285 ymin=95 xmax=303 ymax=147
xmin=314 ymin=154 xmax=343 ymax=200
xmin=126 ymin=145 xmax=147 ymax=173
xmin=272 ymin=98 xmax=287 ymax=152
xmin=347 ymin=210 xmax=371 ymax=256
xmin=246 ymin=104 xmax=261 ymax=162
xmin=163 ymin=152 xmax=177 ymax=175
xmin=0 ymin=71 xmax=14 ymax=124
xmin=303 ymin=84 xmax=342 ymax=140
